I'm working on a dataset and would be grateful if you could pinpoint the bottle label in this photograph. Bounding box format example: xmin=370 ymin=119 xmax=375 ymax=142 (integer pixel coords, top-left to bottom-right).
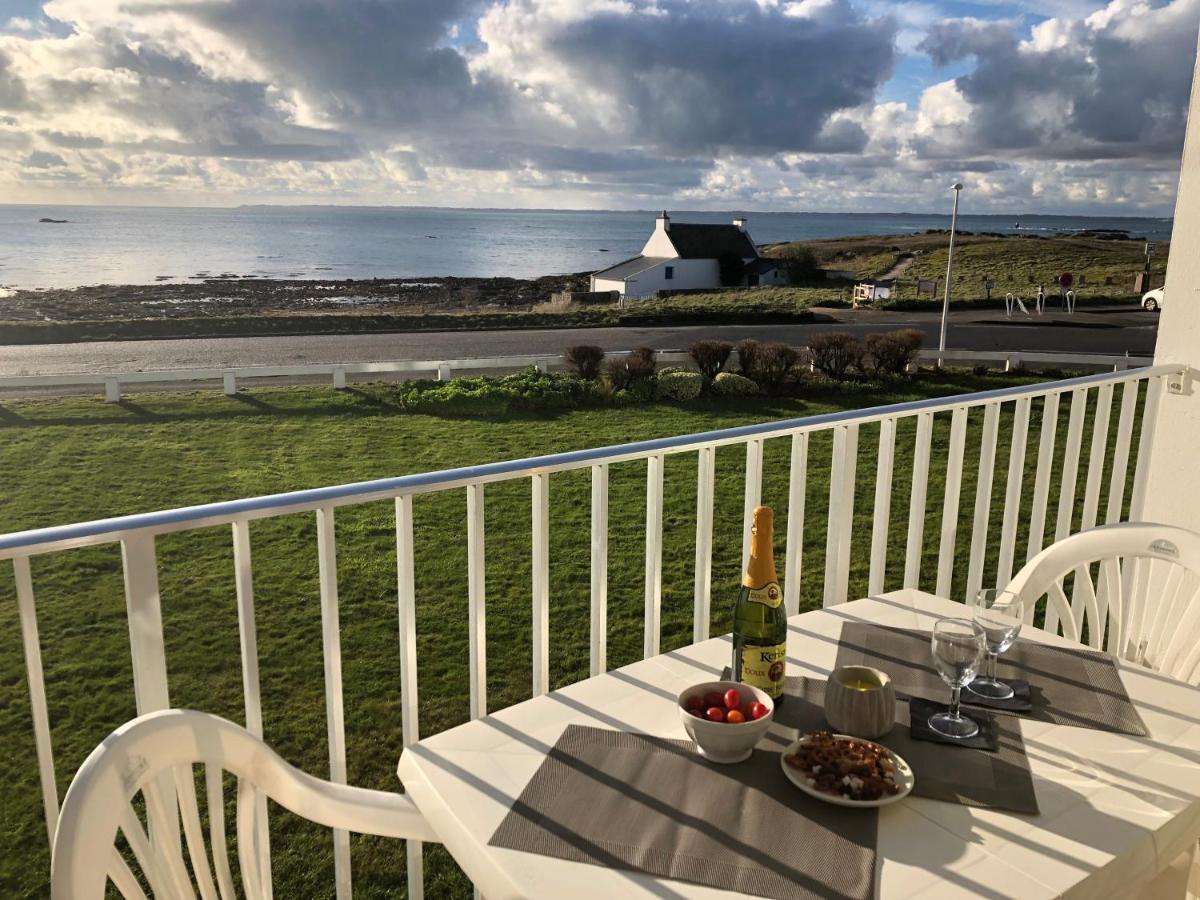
xmin=746 ymin=581 xmax=782 ymax=609
xmin=740 ymin=643 xmax=787 ymax=698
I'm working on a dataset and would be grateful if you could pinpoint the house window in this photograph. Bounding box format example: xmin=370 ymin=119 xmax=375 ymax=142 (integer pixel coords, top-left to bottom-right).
xmin=664 ymin=266 xmax=674 ymax=280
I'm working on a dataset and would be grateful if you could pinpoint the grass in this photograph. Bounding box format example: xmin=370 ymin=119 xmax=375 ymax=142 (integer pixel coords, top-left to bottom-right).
xmin=767 ymin=232 xmax=1169 ymax=306
xmin=0 ymin=371 xmax=1145 ymax=897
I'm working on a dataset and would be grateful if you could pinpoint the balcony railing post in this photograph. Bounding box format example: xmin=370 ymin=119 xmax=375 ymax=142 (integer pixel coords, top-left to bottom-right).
xmin=867 ymin=419 xmax=896 ymax=597
xmin=783 ymin=434 xmax=808 ymax=616
xmin=232 ymin=520 xmax=272 ymax=896
xmin=965 ymin=403 xmax=1001 ymax=602
xmin=395 ymin=495 xmax=424 ymax=900
xmin=1026 ymin=393 xmax=1060 ymax=562
xmin=996 ymin=397 xmax=1031 ymax=588
xmin=693 ymin=447 xmax=715 ymax=642
xmin=467 ymin=484 xmax=487 ymax=719
xmin=823 ymin=424 xmax=858 ymax=607
xmin=13 ymin=556 xmax=58 ymax=848
xmin=315 ymin=507 xmax=352 ymax=900
xmin=120 ymin=534 xmax=180 ymax=861
xmin=644 ymin=454 xmax=664 ymax=658
xmin=741 ymin=440 xmax=764 ymax=572
xmin=532 ymin=473 xmax=550 ymax=696
xmin=935 ymin=407 xmax=969 ymax=598
xmin=591 ymin=464 xmax=609 ymax=675
xmin=904 ymin=413 xmax=934 ymax=589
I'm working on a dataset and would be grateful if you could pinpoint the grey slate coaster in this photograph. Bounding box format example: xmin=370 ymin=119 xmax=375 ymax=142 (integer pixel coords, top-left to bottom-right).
xmin=774 ymin=677 xmax=1039 ymax=815
xmin=489 ymin=724 xmax=877 ymax=900
xmin=833 ymin=622 xmax=1149 ymax=737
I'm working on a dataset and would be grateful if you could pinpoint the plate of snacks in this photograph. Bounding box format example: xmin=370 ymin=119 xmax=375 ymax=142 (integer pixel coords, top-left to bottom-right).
xmin=780 ymin=731 xmax=914 ymax=808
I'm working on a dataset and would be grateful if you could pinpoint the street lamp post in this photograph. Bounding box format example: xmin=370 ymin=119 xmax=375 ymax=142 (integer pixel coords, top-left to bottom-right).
xmin=938 ymin=182 xmax=964 ymax=367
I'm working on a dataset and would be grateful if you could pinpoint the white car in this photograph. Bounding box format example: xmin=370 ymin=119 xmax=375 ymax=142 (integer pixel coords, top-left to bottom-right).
xmin=1142 ymin=287 xmax=1164 ymax=311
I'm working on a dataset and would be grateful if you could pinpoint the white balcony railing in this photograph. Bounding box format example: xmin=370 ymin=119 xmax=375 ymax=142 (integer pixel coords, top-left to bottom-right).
xmin=3 ymin=364 xmax=1177 ymax=898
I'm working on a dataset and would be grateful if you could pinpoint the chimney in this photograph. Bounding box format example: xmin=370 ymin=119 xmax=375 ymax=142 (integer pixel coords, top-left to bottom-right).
xmin=732 ymin=216 xmax=747 ymax=231
xmin=657 ymin=209 xmax=670 ymax=232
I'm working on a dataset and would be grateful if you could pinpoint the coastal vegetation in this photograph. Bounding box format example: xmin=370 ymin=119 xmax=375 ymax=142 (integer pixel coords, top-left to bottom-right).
xmin=0 ymin=232 xmax=1166 ymax=344
xmin=0 ymin=369 xmax=1143 ymax=897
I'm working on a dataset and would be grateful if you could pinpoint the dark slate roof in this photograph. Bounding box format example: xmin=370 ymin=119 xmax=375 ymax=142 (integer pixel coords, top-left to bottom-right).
xmin=667 ymin=224 xmax=758 ymax=260
xmin=592 ymin=256 xmax=674 ymax=280
xmin=745 ymin=257 xmax=780 ymax=275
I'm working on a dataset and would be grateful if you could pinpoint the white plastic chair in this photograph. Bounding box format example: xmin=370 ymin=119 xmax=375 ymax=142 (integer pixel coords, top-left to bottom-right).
xmin=1006 ymin=522 xmax=1200 ymax=683
xmin=51 ymin=709 xmax=436 ymax=899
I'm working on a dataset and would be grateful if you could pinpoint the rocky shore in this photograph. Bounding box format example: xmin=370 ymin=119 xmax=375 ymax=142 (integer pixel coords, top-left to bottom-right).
xmin=0 ymin=272 xmax=591 ymax=323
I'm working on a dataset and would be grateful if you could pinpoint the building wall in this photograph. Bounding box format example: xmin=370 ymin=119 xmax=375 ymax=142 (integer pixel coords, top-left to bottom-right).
xmin=591 ymin=276 xmax=627 ymax=294
xmin=1144 ymin=32 xmax=1200 ymax=532
xmin=623 ymin=259 xmax=721 ymax=299
xmin=641 ymin=218 xmax=679 ymax=257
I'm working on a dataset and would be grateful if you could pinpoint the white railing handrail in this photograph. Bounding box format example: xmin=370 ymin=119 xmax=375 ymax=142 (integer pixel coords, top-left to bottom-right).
xmin=0 ymin=364 xmax=1180 ymax=558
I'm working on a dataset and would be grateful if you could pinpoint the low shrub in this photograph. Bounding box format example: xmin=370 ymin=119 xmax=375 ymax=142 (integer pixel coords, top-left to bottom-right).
xmin=808 ymin=332 xmax=862 ymax=379
xmin=656 ymin=365 xmax=687 ymax=376
xmin=655 ymin=370 xmax=704 ymax=401
xmin=747 ymin=342 xmax=800 ymax=394
xmin=395 ymin=368 xmax=600 ymax=416
xmin=605 ymin=346 xmax=657 ymax=390
xmin=564 ymin=344 xmax=605 ymax=380
xmin=862 ymin=328 xmax=923 ymax=376
xmin=735 ymin=339 xmax=760 ymax=377
xmin=689 ymin=339 xmax=734 ymax=378
xmin=713 ymin=372 xmax=760 ymax=396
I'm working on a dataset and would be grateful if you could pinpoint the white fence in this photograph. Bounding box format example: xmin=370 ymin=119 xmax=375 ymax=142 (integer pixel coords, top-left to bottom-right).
xmin=2 ymin=364 xmax=1174 ymax=898
xmin=0 ymin=347 xmax=1153 ymax=401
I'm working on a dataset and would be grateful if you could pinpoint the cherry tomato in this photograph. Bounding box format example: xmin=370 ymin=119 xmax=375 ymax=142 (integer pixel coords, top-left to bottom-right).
xmin=723 ymin=688 xmax=742 ymax=710
xmin=703 ymin=691 xmax=724 ymax=709
xmin=704 ymin=706 xmax=726 ymax=722
xmin=748 ymin=701 xmax=769 ymax=721
xmin=685 ymin=694 xmax=705 ymax=711
xmin=726 ymin=709 xmax=746 ymax=724
xmin=689 ymin=707 xmax=705 ymax=718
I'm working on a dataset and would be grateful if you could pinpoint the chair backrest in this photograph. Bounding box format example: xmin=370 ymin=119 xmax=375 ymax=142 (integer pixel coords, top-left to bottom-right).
xmin=51 ymin=709 xmax=434 ymax=900
xmin=1006 ymin=522 xmax=1200 ymax=683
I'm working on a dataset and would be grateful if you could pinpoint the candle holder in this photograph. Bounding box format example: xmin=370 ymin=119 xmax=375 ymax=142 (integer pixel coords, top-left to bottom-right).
xmin=824 ymin=666 xmax=896 ymax=739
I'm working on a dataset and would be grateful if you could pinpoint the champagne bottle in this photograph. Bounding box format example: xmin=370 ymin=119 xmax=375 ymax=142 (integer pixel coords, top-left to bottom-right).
xmin=733 ymin=505 xmax=787 ymax=701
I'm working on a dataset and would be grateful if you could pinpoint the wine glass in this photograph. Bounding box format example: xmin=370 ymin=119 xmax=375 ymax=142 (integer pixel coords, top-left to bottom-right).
xmin=929 ymin=618 xmax=987 ymax=739
xmin=968 ymin=589 xmax=1025 ymax=700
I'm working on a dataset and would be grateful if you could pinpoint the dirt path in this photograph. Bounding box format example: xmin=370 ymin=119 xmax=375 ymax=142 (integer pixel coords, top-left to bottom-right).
xmin=878 ymin=254 xmax=917 ymax=281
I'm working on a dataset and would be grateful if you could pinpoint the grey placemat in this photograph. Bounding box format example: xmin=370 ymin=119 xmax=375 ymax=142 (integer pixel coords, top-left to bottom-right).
xmin=834 ymin=622 xmax=1149 ymax=737
xmin=774 ymin=676 xmax=1039 ymax=815
xmin=489 ymin=724 xmax=876 ymax=900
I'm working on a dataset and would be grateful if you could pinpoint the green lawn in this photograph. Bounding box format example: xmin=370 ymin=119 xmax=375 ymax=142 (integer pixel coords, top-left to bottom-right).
xmin=0 ymin=372 xmax=1143 ymax=897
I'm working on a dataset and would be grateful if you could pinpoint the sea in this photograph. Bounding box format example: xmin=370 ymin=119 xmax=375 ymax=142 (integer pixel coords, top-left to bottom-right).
xmin=0 ymin=205 xmax=1175 ymax=291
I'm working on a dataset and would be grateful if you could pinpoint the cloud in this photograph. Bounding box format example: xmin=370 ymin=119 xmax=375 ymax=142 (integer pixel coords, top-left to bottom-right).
xmin=24 ymin=149 xmax=66 ymax=166
xmin=473 ymin=0 xmax=897 ymax=156
xmin=0 ymin=0 xmax=1190 ymax=213
xmin=915 ymin=0 xmax=1200 ymax=161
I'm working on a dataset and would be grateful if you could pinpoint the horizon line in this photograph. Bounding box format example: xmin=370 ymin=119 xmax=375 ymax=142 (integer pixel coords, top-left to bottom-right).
xmin=0 ymin=201 xmax=1175 ymax=220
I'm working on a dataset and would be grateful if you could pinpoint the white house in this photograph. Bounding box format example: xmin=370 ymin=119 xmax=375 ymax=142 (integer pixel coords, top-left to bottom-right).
xmin=590 ymin=211 xmax=787 ymax=299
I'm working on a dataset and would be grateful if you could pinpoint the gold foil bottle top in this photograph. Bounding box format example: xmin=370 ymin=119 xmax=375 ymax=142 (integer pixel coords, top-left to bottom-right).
xmin=742 ymin=505 xmax=778 ymax=589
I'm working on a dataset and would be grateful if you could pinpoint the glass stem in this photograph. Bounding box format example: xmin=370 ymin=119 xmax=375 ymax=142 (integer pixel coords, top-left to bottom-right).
xmin=949 ymin=685 xmax=962 ymax=721
xmin=989 ymin=651 xmax=998 ymax=682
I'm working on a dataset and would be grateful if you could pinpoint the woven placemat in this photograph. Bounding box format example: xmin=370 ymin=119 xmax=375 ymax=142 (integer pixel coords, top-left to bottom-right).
xmin=489 ymin=724 xmax=876 ymax=900
xmin=773 ymin=677 xmax=1039 ymax=815
xmin=834 ymin=622 xmax=1148 ymax=737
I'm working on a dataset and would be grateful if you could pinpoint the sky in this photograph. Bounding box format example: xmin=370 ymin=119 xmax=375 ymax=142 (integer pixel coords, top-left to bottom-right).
xmin=0 ymin=0 xmax=1196 ymax=214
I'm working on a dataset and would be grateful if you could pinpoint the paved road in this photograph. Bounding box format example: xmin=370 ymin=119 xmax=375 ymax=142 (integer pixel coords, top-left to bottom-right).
xmin=0 ymin=305 xmax=1158 ymax=377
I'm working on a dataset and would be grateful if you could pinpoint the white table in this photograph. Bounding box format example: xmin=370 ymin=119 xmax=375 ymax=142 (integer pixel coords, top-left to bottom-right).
xmin=397 ymin=590 xmax=1200 ymax=898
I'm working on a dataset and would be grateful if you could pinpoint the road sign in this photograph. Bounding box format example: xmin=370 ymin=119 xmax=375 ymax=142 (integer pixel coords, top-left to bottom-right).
xmin=1145 ymin=241 xmax=1158 ymax=257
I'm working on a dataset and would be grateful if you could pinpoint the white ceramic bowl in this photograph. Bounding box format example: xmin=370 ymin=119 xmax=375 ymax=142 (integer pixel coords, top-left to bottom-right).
xmin=677 ymin=680 xmax=775 ymax=764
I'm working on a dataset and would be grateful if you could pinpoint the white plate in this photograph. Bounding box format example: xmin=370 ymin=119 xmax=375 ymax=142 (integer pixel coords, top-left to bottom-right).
xmin=779 ymin=733 xmax=915 ymax=808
